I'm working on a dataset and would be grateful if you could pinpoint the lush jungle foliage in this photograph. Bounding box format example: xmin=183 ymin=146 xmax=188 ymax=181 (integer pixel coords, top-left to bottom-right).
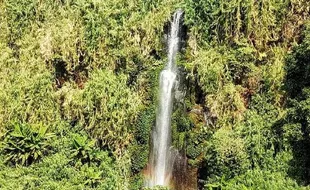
xmin=0 ymin=0 xmax=310 ymax=189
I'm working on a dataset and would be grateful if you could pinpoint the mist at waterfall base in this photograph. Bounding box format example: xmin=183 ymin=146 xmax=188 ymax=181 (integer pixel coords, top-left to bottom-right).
xmin=145 ymin=10 xmax=186 ymax=188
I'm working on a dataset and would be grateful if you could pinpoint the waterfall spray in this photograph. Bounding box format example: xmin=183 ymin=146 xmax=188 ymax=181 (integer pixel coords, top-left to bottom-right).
xmin=147 ymin=9 xmax=184 ymax=188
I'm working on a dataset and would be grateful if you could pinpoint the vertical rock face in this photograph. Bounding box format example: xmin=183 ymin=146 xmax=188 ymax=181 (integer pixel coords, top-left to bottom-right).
xmin=147 ymin=10 xmax=184 ymax=187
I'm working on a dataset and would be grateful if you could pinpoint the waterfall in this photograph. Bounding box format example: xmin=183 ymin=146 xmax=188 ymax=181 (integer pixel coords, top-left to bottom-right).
xmin=147 ymin=9 xmax=184 ymax=188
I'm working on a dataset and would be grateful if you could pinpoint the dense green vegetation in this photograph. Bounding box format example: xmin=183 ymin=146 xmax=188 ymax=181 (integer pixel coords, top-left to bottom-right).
xmin=0 ymin=0 xmax=310 ymax=189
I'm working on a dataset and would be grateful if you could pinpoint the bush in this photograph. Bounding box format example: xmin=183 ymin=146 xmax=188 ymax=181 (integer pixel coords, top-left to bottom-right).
xmin=204 ymin=128 xmax=250 ymax=183
xmin=1 ymin=123 xmax=54 ymax=166
xmin=70 ymin=134 xmax=102 ymax=167
xmin=206 ymin=169 xmax=303 ymax=190
xmin=63 ymin=69 xmax=142 ymax=154
xmin=285 ymin=23 xmax=310 ymax=98
xmin=283 ymin=24 xmax=310 ymax=184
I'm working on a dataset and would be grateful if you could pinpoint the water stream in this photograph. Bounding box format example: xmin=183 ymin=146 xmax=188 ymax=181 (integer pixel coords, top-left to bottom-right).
xmin=147 ymin=9 xmax=184 ymax=187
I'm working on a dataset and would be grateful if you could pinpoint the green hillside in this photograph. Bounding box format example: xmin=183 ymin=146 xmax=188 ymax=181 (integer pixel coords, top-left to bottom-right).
xmin=0 ymin=0 xmax=310 ymax=189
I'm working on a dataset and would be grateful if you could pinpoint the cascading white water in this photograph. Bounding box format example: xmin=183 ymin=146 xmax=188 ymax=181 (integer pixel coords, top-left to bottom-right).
xmin=148 ymin=9 xmax=183 ymax=187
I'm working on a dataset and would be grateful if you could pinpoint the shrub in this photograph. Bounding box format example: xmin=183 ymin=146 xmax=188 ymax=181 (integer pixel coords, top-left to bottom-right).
xmin=283 ymin=25 xmax=310 ymax=184
xmin=70 ymin=134 xmax=102 ymax=167
xmin=206 ymin=169 xmax=302 ymax=190
xmin=1 ymin=123 xmax=54 ymax=166
xmin=63 ymin=69 xmax=142 ymax=155
xmin=206 ymin=128 xmax=250 ymax=181
xmin=183 ymin=0 xmax=309 ymax=48
xmin=285 ymin=23 xmax=310 ymax=98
